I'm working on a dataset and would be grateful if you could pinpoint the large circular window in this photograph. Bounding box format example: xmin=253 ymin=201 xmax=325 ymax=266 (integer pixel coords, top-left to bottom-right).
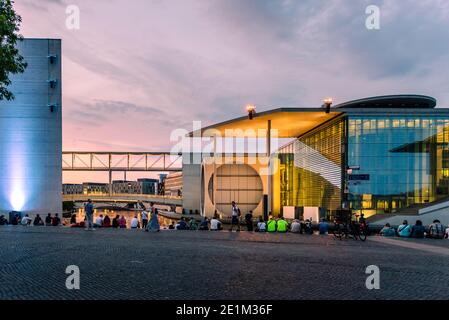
xmin=208 ymin=164 xmax=263 ymax=216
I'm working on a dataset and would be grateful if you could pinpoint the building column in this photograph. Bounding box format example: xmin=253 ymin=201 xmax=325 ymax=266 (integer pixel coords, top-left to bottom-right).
xmin=109 ymin=170 xmax=112 ymax=196
xmin=267 ymin=120 xmax=272 ymax=216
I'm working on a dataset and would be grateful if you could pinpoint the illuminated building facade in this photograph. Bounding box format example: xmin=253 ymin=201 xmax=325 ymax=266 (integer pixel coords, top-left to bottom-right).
xmin=0 ymin=39 xmax=62 ymax=217
xmin=185 ymin=95 xmax=449 ymax=222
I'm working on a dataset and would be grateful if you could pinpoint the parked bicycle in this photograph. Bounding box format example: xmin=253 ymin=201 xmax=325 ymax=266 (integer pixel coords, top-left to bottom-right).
xmin=333 ymin=212 xmax=367 ymax=241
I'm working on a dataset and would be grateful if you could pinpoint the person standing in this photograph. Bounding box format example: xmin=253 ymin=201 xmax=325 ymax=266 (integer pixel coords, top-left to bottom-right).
xmin=141 ymin=209 xmax=149 ymax=230
xmin=245 ymin=211 xmax=254 ymax=232
xmin=148 ymin=204 xmax=160 ymax=232
xmin=229 ymin=201 xmax=241 ymax=232
xmin=84 ymin=199 xmax=95 ymax=231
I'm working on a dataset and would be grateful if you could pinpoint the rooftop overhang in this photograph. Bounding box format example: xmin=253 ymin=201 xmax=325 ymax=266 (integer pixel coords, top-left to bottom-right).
xmin=190 ymin=108 xmax=343 ymax=138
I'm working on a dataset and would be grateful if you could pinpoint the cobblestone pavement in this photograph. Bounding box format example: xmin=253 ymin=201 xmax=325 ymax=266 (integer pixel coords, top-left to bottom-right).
xmin=1 ymin=226 xmax=448 ymax=300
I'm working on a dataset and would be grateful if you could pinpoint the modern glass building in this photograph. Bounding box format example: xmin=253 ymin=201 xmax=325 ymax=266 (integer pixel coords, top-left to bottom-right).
xmin=184 ymin=95 xmax=449 ymax=222
xmin=275 ymin=95 xmax=449 ymax=219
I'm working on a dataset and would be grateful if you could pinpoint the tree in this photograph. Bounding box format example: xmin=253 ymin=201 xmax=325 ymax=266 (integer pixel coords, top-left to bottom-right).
xmin=0 ymin=0 xmax=27 ymax=101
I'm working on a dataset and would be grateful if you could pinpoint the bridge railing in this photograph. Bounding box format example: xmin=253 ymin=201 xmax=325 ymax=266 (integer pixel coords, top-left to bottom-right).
xmin=62 ymin=152 xmax=182 ymax=172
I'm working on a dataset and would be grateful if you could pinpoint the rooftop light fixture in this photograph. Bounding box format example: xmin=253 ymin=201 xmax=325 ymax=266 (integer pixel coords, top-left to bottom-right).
xmin=246 ymin=104 xmax=256 ymax=120
xmin=322 ymin=98 xmax=333 ymax=114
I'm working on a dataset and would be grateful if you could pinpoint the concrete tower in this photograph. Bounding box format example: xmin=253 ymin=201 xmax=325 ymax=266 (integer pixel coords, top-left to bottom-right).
xmin=0 ymin=39 xmax=62 ymax=217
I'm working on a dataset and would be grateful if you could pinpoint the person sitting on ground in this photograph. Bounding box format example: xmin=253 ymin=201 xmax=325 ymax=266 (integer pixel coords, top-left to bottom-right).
xmin=130 ymin=215 xmax=139 ymax=229
xmin=168 ymin=222 xmax=175 ymax=230
xmin=318 ymin=218 xmax=329 ymax=235
xmin=95 ymin=214 xmax=104 ymax=228
xmin=428 ymin=219 xmax=446 ymax=239
xmin=256 ymin=216 xmax=266 ymax=232
xmin=302 ymin=219 xmax=313 ymax=235
xmin=199 ymin=217 xmax=209 ymax=231
xmin=290 ymin=219 xmax=301 ymax=233
xmin=52 ymin=213 xmax=61 ymax=227
xmin=410 ymin=220 xmax=425 ymax=238
xmin=397 ymin=220 xmax=411 ymax=237
xmin=45 ymin=213 xmax=52 ymax=226
xmin=103 ymin=215 xmax=111 ymax=228
xmin=33 ymin=214 xmax=44 ymax=226
xmin=176 ymin=217 xmax=189 ymax=230
xmin=276 ymin=216 xmax=289 ymax=233
xmin=21 ymin=214 xmax=32 ymax=226
xmin=112 ymin=215 xmax=120 ymax=228
xmin=0 ymin=215 xmax=9 ymax=225
xmin=70 ymin=214 xmax=77 ymax=225
xmin=245 ymin=211 xmax=254 ymax=232
xmin=267 ymin=216 xmax=277 ymax=233
xmin=210 ymin=214 xmax=222 ymax=231
xmin=188 ymin=217 xmax=198 ymax=230
xmin=119 ymin=216 xmax=127 ymax=229
xmin=379 ymin=223 xmax=396 ymax=237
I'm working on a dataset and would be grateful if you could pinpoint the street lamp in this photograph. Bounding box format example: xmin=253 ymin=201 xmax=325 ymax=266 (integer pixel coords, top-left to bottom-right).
xmin=322 ymin=98 xmax=333 ymax=114
xmin=246 ymin=104 xmax=256 ymax=120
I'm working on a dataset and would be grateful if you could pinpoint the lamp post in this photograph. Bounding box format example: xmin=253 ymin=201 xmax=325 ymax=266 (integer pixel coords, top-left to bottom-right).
xmin=246 ymin=104 xmax=256 ymax=120
xmin=322 ymin=98 xmax=333 ymax=114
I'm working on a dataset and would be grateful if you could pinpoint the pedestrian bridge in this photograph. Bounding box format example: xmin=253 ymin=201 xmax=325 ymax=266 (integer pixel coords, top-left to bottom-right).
xmin=63 ymin=194 xmax=183 ymax=206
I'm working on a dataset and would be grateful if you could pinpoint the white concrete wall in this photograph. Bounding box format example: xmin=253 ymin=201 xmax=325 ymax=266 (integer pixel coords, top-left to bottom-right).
xmin=371 ymin=201 xmax=449 ymax=226
xmin=201 ymin=156 xmax=268 ymax=218
xmin=0 ymin=39 xmax=62 ymax=216
xmin=182 ymin=162 xmax=202 ymax=214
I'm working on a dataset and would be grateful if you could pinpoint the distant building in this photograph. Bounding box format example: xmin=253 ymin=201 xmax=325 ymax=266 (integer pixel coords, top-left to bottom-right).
xmin=62 ymin=184 xmax=83 ymax=195
xmin=83 ymin=183 xmax=108 ymax=195
xmin=112 ymin=180 xmax=142 ymax=194
xmin=138 ymin=178 xmax=159 ymax=195
xmin=164 ymin=172 xmax=183 ymax=197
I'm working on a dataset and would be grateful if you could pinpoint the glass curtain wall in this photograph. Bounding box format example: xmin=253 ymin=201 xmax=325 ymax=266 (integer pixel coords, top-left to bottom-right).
xmin=277 ymin=118 xmax=346 ymax=216
xmin=347 ymin=115 xmax=449 ymax=217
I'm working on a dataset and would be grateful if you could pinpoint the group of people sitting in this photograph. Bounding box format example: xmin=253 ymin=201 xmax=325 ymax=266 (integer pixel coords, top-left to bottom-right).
xmin=168 ymin=215 xmax=224 ymax=231
xmin=166 ymin=212 xmax=330 ymax=234
xmin=0 ymin=213 xmax=61 ymax=227
xmin=379 ymin=219 xmax=449 ymax=239
xmin=70 ymin=214 xmax=136 ymax=229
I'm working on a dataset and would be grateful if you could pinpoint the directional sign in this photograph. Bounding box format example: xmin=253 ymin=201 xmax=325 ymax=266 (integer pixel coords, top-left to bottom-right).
xmin=348 ymin=174 xmax=370 ymax=181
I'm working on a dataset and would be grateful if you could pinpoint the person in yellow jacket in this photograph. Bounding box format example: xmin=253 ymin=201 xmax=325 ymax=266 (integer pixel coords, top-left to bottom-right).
xmin=267 ymin=216 xmax=277 ymax=233
xmin=276 ymin=216 xmax=289 ymax=233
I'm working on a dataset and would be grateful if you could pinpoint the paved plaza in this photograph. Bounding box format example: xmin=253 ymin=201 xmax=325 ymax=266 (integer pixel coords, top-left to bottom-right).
xmin=0 ymin=226 xmax=448 ymax=300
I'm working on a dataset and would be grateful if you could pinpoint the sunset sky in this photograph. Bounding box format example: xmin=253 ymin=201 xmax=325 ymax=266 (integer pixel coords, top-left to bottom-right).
xmin=14 ymin=0 xmax=449 ymax=182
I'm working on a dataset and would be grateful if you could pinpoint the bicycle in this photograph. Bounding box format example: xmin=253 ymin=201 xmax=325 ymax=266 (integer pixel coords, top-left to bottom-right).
xmin=333 ymin=213 xmax=367 ymax=241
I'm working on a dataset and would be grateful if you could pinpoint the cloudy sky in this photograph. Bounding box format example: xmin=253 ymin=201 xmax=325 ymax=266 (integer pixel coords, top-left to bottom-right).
xmin=14 ymin=0 xmax=449 ymax=180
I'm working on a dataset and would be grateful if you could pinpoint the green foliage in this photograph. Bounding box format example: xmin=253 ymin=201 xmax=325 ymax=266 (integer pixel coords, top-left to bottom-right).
xmin=0 ymin=0 xmax=27 ymax=101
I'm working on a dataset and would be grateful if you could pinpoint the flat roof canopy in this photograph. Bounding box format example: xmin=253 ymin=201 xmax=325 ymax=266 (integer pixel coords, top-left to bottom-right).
xmin=192 ymin=108 xmax=343 ymax=138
